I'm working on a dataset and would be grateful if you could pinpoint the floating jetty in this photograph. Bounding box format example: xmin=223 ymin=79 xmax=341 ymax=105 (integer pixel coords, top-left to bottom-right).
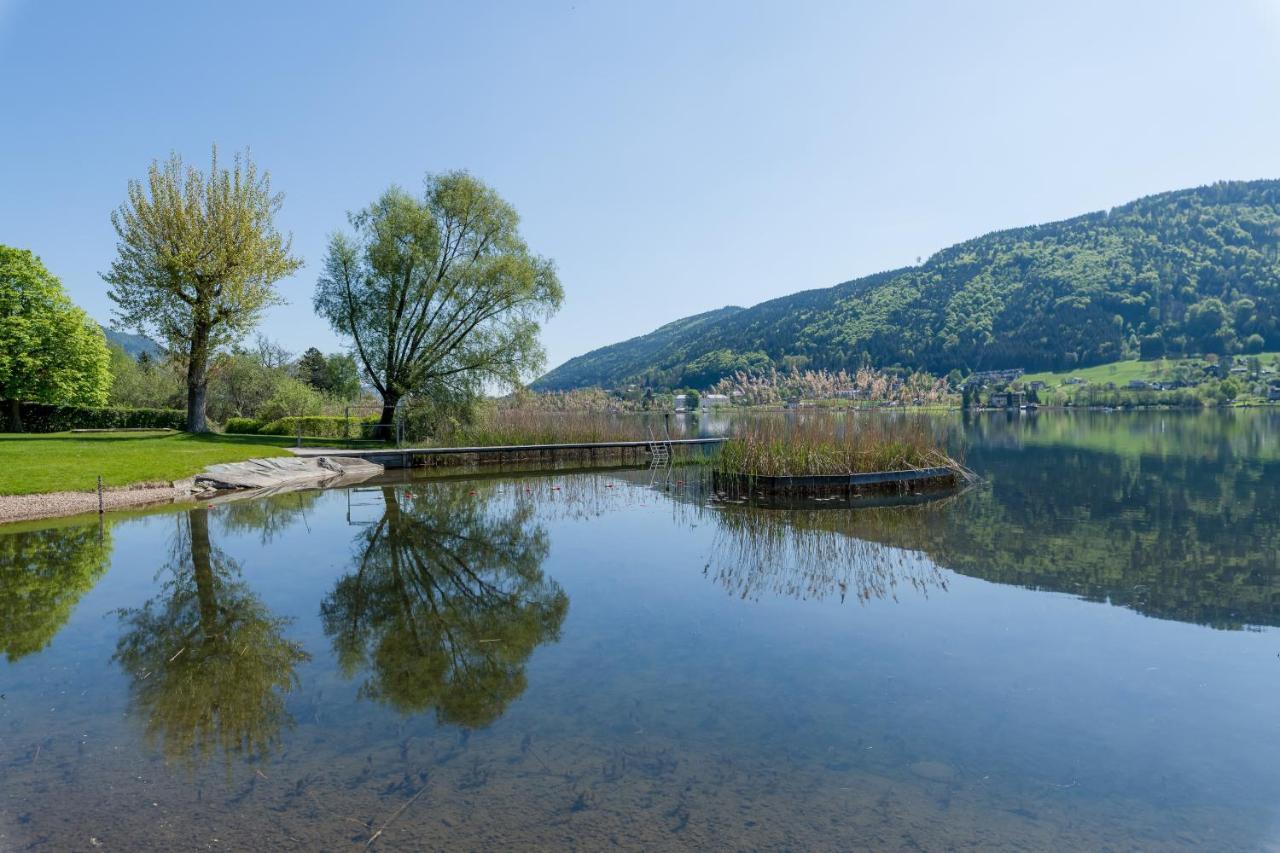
xmin=290 ymin=437 xmax=726 ymax=469
xmin=712 ymin=466 xmax=962 ymax=506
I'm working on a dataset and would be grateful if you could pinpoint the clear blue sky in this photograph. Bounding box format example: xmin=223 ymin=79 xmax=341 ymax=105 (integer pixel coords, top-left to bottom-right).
xmin=2 ymin=0 xmax=1278 ymax=377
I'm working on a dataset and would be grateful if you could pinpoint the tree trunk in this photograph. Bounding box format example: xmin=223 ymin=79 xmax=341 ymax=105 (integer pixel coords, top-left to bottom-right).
xmin=189 ymin=509 xmax=219 ymax=636
xmin=377 ymin=392 xmax=400 ymax=442
xmin=186 ymin=321 xmax=212 ymax=433
xmin=4 ymin=398 xmax=21 ymax=433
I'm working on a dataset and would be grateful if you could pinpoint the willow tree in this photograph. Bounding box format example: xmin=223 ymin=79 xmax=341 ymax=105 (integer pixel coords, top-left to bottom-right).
xmin=0 ymin=246 xmax=111 ymax=431
xmin=314 ymin=172 xmax=563 ymax=428
xmin=321 ymin=484 xmax=567 ymax=726
xmin=103 ymin=147 xmax=302 ymax=432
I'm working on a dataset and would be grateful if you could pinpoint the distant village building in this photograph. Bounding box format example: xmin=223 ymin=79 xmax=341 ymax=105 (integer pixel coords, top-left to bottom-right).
xmin=674 ymin=394 xmax=691 ymax=412
xmin=1128 ymin=380 xmax=1151 ymax=390
xmin=988 ymin=390 xmax=1027 ymax=408
xmin=702 ymin=393 xmax=730 ymax=408
xmin=965 ymin=368 xmax=1025 ymax=389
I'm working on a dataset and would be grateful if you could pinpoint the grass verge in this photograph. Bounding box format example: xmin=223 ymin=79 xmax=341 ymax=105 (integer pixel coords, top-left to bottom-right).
xmin=0 ymin=431 xmax=294 ymax=496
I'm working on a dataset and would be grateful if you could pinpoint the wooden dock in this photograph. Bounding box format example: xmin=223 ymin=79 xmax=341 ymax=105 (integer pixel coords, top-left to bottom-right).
xmin=290 ymin=437 xmax=725 ymax=468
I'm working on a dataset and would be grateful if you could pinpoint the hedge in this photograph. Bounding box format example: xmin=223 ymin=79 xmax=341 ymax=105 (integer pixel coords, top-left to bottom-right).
xmin=6 ymin=402 xmax=187 ymax=433
xmin=223 ymin=417 xmax=265 ymax=435
xmin=257 ymin=415 xmax=385 ymax=439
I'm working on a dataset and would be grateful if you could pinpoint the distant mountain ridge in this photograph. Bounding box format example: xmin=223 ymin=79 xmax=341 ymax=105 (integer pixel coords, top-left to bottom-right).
xmin=533 ymin=180 xmax=1280 ymax=390
xmin=102 ymin=327 xmax=163 ymax=359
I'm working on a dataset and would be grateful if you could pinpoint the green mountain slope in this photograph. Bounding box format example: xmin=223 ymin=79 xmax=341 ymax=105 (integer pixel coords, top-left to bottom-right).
xmin=102 ymin=327 xmax=163 ymax=359
xmin=535 ymin=305 xmax=747 ymax=389
xmin=534 ymin=180 xmax=1280 ymax=390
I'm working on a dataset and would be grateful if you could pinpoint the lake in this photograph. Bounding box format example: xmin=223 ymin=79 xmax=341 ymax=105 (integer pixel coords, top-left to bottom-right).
xmin=3 ymin=409 xmax=1280 ymax=850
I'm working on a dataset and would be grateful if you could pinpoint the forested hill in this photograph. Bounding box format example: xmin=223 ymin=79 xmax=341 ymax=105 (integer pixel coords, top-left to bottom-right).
xmin=534 ymin=180 xmax=1280 ymax=390
xmin=101 ymin=327 xmax=163 ymax=358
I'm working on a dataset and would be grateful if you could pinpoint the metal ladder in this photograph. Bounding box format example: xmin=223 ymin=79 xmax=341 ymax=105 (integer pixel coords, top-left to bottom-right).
xmin=647 ymin=425 xmax=672 ymax=468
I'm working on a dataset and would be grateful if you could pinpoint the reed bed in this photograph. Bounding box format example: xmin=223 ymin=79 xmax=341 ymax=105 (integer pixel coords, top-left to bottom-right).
xmin=716 ymin=416 xmax=960 ymax=477
xmin=439 ymin=408 xmax=682 ymax=447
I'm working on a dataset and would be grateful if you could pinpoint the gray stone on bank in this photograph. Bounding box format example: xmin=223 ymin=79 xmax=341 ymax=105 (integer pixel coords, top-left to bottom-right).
xmin=189 ymin=455 xmax=383 ymax=492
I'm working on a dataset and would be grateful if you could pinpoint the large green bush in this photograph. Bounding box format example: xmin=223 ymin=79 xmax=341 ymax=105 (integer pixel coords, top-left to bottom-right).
xmin=8 ymin=402 xmax=186 ymax=433
xmin=223 ymin=417 xmax=264 ymax=435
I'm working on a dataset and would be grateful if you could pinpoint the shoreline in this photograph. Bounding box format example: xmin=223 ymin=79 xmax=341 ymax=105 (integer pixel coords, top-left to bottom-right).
xmin=0 ymin=455 xmax=384 ymax=527
xmin=0 ymin=482 xmax=193 ymax=525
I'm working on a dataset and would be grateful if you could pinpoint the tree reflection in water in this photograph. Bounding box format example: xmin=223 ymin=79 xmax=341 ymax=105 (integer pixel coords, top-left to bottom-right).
xmin=0 ymin=522 xmax=111 ymax=661
xmin=321 ymin=485 xmax=568 ymax=728
xmin=708 ymin=501 xmax=949 ymax=603
xmin=114 ymin=508 xmax=310 ymax=767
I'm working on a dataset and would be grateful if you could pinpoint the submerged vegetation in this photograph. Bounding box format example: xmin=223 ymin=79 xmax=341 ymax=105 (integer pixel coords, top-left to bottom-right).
xmin=715 ymin=417 xmax=960 ymax=478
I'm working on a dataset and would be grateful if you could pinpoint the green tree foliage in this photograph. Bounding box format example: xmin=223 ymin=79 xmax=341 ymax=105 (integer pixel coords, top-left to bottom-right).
xmin=535 ymin=181 xmax=1280 ymax=390
xmin=113 ymin=509 xmax=309 ymax=766
xmin=294 ymin=346 xmax=360 ymax=399
xmin=296 ymin=346 xmax=327 ymax=389
xmin=320 ymin=484 xmax=567 ymax=727
xmin=103 ymin=147 xmax=303 ymax=432
xmin=314 ymin=172 xmax=563 ymax=426
xmin=320 ymin=353 xmax=362 ymax=400
xmin=202 ymin=336 xmax=332 ymax=424
xmin=0 ymin=522 xmax=112 ymax=661
xmin=0 ymin=246 xmax=111 ymax=430
xmin=256 ymin=375 xmax=323 ymax=422
xmin=206 ymin=349 xmax=282 ymax=422
xmin=107 ymin=343 xmax=184 ymax=410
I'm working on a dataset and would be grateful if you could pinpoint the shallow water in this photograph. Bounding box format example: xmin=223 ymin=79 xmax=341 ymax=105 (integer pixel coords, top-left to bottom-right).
xmin=3 ymin=410 xmax=1280 ymax=850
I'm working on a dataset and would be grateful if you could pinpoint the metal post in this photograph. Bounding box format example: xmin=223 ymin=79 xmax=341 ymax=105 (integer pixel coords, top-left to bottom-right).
xmin=97 ymin=475 xmax=104 ymax=515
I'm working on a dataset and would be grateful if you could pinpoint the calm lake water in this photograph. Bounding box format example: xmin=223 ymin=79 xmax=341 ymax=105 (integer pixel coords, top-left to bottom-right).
xmin=4 ymin=410 xmax=1280 ymax=850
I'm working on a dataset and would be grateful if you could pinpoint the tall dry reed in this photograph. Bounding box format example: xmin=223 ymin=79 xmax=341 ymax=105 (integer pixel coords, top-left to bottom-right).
xmin=716 ymin=416 xmax=958 ymax=476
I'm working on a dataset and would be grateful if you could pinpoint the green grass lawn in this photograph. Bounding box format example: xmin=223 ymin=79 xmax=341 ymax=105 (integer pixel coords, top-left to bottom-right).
xmin=1020 ymin=352 xmax=1280 ymax=388
xmin=0 ymin=431 xmax=294 ymax=496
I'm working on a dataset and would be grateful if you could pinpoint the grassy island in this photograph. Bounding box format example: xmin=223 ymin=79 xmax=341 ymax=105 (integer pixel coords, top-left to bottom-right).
xmin=713 ymin=418 xmax=966 ymax=503
xmin=716 ymin=418 xmax=958 ymax=477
